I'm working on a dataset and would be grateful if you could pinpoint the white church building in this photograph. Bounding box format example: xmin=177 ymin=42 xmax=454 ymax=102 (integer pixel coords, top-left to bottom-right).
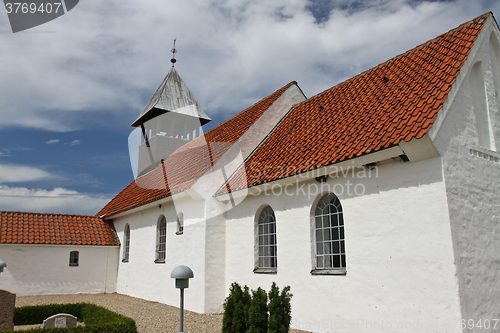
xmin=1 ymin=12 xmax=500 ymax=333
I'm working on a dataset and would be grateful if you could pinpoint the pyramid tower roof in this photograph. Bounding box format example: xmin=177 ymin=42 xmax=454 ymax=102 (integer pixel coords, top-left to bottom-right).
xmin=131 ymin=67 xmax=211 ymax=127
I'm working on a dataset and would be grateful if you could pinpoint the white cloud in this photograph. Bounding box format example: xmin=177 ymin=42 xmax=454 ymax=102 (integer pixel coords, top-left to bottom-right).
xmin=0 ymin=164 xmax=53 ymax=183
xmin=1 ymin=0 xmax=499 ymax=131
xmin=0 ymin=185 xmax=111 ymax=215
xmin=69 ymin=139 xmax=82 ymax=146
xmin=46 ymin=139 xmax=60 ymax=144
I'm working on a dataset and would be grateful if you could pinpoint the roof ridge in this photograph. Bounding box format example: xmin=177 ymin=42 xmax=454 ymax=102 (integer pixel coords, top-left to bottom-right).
xmin=1 ymin=210 xmax=101 ymax=218
xmin=390 ymin=12 xmax=490 ymax=60
xmin=203 ymin=81 xmax=297 ymax=139
xmin=168 ymin=81 xmax=298 ymax=155
xmin=489 ymin=10 xmax=500 ymax=32
xmin=293 ymin=12 xmax=490 ymax=108
xmin=212 ymin=86 xmax=302 ymax=196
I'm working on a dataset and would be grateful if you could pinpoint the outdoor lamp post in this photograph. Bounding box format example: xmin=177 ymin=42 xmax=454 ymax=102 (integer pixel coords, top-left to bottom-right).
xmin=171 ymin=265 xmax=194 ymax=333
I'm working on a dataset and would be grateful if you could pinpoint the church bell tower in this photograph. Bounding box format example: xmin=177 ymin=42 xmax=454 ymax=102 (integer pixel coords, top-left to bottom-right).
xmin=132 ymin=41 xmax=211 ymax=177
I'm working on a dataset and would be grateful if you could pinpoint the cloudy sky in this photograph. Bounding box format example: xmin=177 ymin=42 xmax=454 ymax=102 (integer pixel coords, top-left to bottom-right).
xmin=0 ymin=0 xmax=499 ymax=215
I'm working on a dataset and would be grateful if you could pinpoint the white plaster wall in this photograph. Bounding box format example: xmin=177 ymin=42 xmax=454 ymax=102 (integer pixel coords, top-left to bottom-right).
xmin=0 ymin=244 xmax=118 ymax=296
xmin=224 ymin=157 xmax=462 ymax=333
xmin=431 ymin=18 xmax=500 ymax=332
xmin=203 ymin=210 xmax=226 ymax=313
xmin=113 ymin=195 xmax=208 ymax=313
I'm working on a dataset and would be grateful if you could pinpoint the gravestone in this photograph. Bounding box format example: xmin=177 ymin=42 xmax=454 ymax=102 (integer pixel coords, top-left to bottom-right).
xmin=43 ymin=313 xmax=78 ymax=328
xmin=0 ymin=289 xmax=16 ymax=331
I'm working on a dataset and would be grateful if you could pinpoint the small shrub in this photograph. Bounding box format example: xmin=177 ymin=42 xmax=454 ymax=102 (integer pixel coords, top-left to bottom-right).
xmin=242 ymin=285 xmax=251 ymax=326
xmin=222 ymin=282 xmax=251 ymax=333
xmin=247 ymin=287 xmax=268 ymax=333
xmin=268 ymin=282 xmax=292 ymax=333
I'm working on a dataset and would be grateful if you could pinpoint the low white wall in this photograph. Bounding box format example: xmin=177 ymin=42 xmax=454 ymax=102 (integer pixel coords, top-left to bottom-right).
xmin=224 ymin=157 xmax=462 ymax=333
xmin=0 ymin=244 xmax=118 ymax=296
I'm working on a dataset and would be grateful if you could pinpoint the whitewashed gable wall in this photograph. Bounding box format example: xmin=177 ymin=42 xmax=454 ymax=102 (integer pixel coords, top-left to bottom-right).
xmin=430 ymin=16 xmax=500 ymax=330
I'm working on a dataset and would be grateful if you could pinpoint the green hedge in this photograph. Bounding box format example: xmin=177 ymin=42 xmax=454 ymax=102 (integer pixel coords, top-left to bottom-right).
xmin=5 ymin=303 xmax=136 ymax=333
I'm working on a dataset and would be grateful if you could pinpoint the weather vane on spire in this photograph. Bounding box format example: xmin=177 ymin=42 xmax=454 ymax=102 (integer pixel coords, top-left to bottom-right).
xmin=171 ymin=38 xmax=177 ymax=67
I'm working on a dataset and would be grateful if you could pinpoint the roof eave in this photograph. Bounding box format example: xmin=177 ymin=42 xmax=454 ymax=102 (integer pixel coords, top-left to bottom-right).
xmin=0 ymin=242 xmax=120 ymax=247
xmin=215 ymin=134 xmax=440 ymax=201
xmin=101 ymin=190 xmax=189 ymax=220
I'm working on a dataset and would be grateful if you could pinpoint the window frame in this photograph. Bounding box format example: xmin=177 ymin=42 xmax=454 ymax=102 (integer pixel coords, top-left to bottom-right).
xmin=122 ymin=224 xmax=130 ymax=263
xmin=254 ymin=205 xmax=277 ymax=274
xmin=155 ymin=216 xmax=167 ymax=263
xmin=69 ymin=251 xmax=79 ymax=267
xmin=311 ymin=193 xmax=347 ymax=275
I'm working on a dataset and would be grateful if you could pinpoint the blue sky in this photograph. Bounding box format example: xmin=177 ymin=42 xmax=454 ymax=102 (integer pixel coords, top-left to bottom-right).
xmin=0 ymin=0 xmax=499 ymax=215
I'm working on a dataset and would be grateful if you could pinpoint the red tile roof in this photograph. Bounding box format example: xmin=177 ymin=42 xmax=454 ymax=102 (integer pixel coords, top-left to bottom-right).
xmin=97 ymin=82 xmax=298 ymax=217
xmin=0 ymin=211 xmax=120 ymax=246
xmin=98 ymin=12 xmax=491 ymax=216
xmin=221 ymin=12 xmax=490 ymax=193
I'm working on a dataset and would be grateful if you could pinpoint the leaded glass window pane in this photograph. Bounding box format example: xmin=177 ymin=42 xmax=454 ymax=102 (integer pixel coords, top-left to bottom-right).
xmin=257 ymin=206 xmax=277 ymax=269
xmin=314 ymin=194 xmax=346 ymax=269
xmin=156 ymin=216 xmax=167 ymax=261
xmin=123 ymin=224 xmax=130 ymax=262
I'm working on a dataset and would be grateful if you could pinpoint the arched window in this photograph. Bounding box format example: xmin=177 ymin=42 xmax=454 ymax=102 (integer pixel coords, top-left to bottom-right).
xmin=122 ymin=224 xmax=130 ymax=263
xmin=155 ymin=216 xmax=167 ymax=263
xmin=176 ymin=212 xmax=184 ymax=235
xmin=256 ymin=205 xmax=277 ymax=271
xmin=314 ymin=193 xmax=346 ymax=270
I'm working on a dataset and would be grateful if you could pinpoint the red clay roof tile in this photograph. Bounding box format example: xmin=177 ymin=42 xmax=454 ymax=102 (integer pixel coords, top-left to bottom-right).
xmin=0 ymin=211 xmax=120 ymax=246
xmin=219 ymin=13 xmax=489 ymax=193
xmin=99 ymin=12 xmax=490 ymax=214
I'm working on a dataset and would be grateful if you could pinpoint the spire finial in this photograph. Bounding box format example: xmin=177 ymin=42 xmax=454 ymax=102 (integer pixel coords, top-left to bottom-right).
xmin=171 ymin=38 xmax=177 ymax=67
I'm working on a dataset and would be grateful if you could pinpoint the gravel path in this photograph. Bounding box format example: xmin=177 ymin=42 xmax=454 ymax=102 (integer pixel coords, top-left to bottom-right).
xmin=15 ymin=293 xmax=311 ymax=333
